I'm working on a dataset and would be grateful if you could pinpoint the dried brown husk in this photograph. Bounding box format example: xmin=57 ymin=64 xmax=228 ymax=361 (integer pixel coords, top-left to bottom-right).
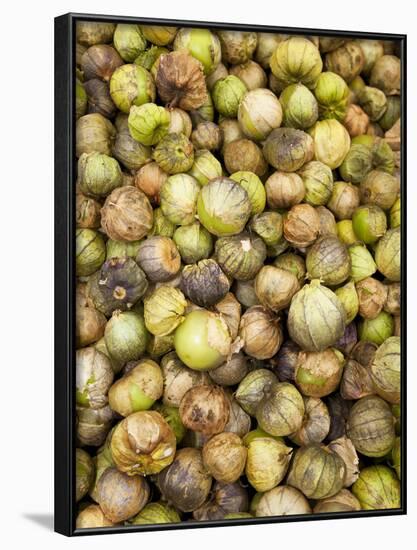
xmin=76 ymin=113 xmax=116 ymax=157
xmin=230 ymin=60 xmax=267 ymax=90
xmin=81 ymin=45 xmax=123 ymax=82
xmin=193 ymin=481 xmax=249 ymax=521
xmin=202 ymin=433 xmax=247 ymax=483
xmin=223 ymin=139 xmax=268 ymax=177
xmin=316 ymin=206 xmax=338 ymax=237
xmin=167 ymin=107 xmax=193 ymax=136
xmin=327 ymin=436 xmax=360 ymax=487
xmin=245 ymin=435 xmax=293 ymax=492
xmin=327 ymin=181 xmax=360 ymax=221
xmin=179 ymin=384 xmax=230 ymax=436
xmin=180 ymin=260 xmax=230 ymax=308
xmin=76 ymin=405 xmax=114 ymax=447
xmin=76 ymin=304 xmax=106 ymax=347
xmin=76 ymin=347 xmax=114 ymax=409
xmin=101 ymin=186 xmax=153 ymax=241
xmin=111 ymin=410 xmax=177 ymax=475
xmin=283 ymin=204 xmax=320 ymax=248
xmin=191 ymin=121 xmax=222 ymax=151
xmin=265 ymin=171 xmax=305 ymax=209
xmin=76 ymin=448 xmax=95 ymax=502
xmin=263 ymin=128 xmax=314 ymax=172
xmin=346 ymin=395 xmax=396 ymax=457
xmin=326 ymin=394 xmax=352 ymax=441
xmin=217 ymin=30 xmax=258 ymax=64
xmin=287 ymin=444 xmax=346 ymax=499
xmin=313 ymin=489 xmax=361 ymax=513
xmin=161 ymin=352 xmax=211 ymax=407
xmin=134 ymin=162 xmax=167 ymax=206
xmin=256 ymin=486 xmax=311 ymax=517
xmin=156 ymin=448 xmax=212 ymax=512
xmin=156 ymin=51 xmax=208 ymax=110
xmin=356 ymin=277 xmax=388 ymax=320
xmin=137 ymin=236 xmax=181 ymax=282
xmin=343 ymin=104 xmax=370 ymax=137
xmin=370 ymin=55 xmax=401 ymax=95
xmin=351 ymin=340 xmax=378 ymax=367
xmin=76 ymin=504 xmax=118 ymax=528
xmin=325 ymin=41 xmax=365 ymax=83
xmin=76 ymin=22 xmax=116 ymax=47
xmin=270 ymin=340 xmax=300 ymax=382
xmin=239 ymin=306 xmax=283 ymax=360
xmin=209 ymin=352 xmax=248 ymax=386
xmin=96 ymin=467 xmax=150 ymax=522
xmin=223 ymin=393 xmax=251 ymax=437
xmin=219 ymin=118 xmax=245 ymax=153
xmin=84 ymin=78 xmax=117 ymax=118
xmin=254 ymin=265 xmax=300 ymax=312
xmin=360 ymin=170 xmax=400 ymax=211
xmin=290 ymin=397 xmax=330 ymax=446
xmin=340 ymin=359 xmax=375 ymax=400
xmin=76 ymin=192 xmax=102 ymax=229
xmin=384 ymin=283 xmax=400 ymax=315
xmin=334 ymin=322 xmax=358 ymax=356
xmin=213 ymin=293 xmax=242 ymax=341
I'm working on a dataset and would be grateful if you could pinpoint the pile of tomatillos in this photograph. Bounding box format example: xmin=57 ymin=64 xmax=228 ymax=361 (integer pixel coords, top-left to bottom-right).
xmin=75 ymin=21 xmax=402 ymax=529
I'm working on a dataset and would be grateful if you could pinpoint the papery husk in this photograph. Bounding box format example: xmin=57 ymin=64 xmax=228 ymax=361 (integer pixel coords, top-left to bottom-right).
xmin=76 ymin=405 xmax=114 ymax=447
xmin=193 ymin=481 xmax=249 ymax=521
xmin=314 ymin=489 xmax=361 ymax=513
xmin=287 ymin=444 xmax=346 ymax=500
xmin=245 ymin=436 xmax=293 ymax=492
xmin=346 ymin=395 xmax=396 ymax=457
xmin=352 ymin=465 xmax=400 ymax=509
xmin=213 ymin=293 xmax=242 ymax=341
xmin=108 ymin=359 xmax=163 ymax=416
xmin=156 ymin=51 xmax=208 ymax=110
xmin=161 ymin=352 xmax=212 ymax=407
xmin=179 ymin=384 xmax=230 ymax=436
xmin=235 ymin=368 xmax=277 ymax=416
xmin=76 ymin=504 xmax=118 ymax=528
xmin=76 ymin=347 xmax=114 ymax=409
xmin=238 ymin=307 xmax=283 ymax=360
xmin=111 ymin=410 xmax=176 ymax=475
xmin=202 ymin=433 xmax=247 ymax=483
xmin=137 ymin=236 xmax=181 ymax=282
xmin=96 ymin=467 xmax=150 ymax=522
xmin=288 ymin=280 xmax=346 ymax=352
xmin=340 ymin=359 xmax=375 ymax=400
xmin=156 ymin=448 xmax=212 ymax=512
xmin=370 ymin=336 xmax=400 ymax=404
xmin=256 ymin=382 xmax=305 ymax=436
xmin=101 ymin=186 xmax=153 ymax=241
xmin=180 ymin=259 xmax=230 ymax=308
xmin=290 ymin=397 xmax=330 ymax=446
xmin=256 ymin=486 xmax=311 ymax=517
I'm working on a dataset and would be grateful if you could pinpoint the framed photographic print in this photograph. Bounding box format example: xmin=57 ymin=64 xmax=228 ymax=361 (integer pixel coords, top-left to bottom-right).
xmin=54 ymin=13 xmax=406 ymax=536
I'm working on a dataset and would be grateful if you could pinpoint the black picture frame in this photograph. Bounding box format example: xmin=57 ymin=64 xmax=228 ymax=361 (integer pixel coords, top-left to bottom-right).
xmin=54 ymin=12 xmax=407 ymax=537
